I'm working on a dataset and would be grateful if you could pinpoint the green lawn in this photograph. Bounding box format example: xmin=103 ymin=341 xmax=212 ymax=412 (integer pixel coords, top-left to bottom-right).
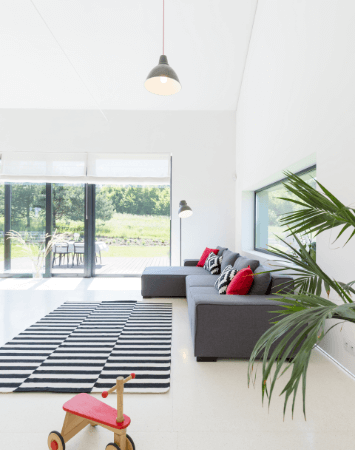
xmin=0 ymin=213 xmax=171 ymax=261
xmin=0 ymin=243 xmax=169 ymax=261
xmin=0 ymin=244 xmax=36 ymax=262
xmin=95 ymin=213 xmax=170 ymax=241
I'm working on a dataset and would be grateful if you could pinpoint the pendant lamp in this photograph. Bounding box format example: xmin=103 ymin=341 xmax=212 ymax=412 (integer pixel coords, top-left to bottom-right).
xmin=145 ymin=0 xmax=181 ymax=95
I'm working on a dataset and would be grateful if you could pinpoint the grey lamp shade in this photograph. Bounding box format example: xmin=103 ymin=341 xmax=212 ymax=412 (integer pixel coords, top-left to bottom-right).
xmin=145 ymin=55 xmax=181 ymax=96
xmin=178 ymin=200 xmax=193 ymax=218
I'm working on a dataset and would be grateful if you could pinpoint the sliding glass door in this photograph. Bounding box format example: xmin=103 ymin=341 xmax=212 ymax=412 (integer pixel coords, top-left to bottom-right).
xmin=0 ymin=182 xmax=46 ymax=275
xmin=51 ymin=183 xmax=85 ymax=275
xmin=93 ymin=184 xmax=170 ymax=276
xmin=0 ymin=185 xmax=4 ymax=273
xmin=0 ymin=155 xmax=172 ymax=277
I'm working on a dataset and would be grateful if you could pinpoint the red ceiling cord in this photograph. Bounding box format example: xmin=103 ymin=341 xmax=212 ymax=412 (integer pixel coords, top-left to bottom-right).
xmin=163 ymin=0 xmax=165 ymax=55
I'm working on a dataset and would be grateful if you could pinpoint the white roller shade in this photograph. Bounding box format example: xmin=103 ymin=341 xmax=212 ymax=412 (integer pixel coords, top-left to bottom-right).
xmin=0 ymin=152 xmax=171 ymax=184
xmin=0 ymin=152 xmax=87 ymax=182
xmin=87 ymin=153 xmax=170 ymax=184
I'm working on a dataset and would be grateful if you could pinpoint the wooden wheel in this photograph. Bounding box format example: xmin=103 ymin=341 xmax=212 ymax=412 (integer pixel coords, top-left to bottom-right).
xmin=126 ymin=434 xmax=135 ymax=450
xmin=106 ymin=444 xmax=120 ymax=450
xmin=48 ymin=431 xmax=65 ymax=450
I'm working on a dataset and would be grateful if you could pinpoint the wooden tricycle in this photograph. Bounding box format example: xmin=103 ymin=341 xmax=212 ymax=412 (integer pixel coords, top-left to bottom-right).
xmin=48 ymin=373 xmax=136 ymax=450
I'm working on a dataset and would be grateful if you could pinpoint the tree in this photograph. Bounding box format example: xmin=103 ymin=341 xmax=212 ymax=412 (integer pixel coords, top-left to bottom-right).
xmin=11 ymin=184 xmax=45 ymax=229
xmin=53 ymin=185 xmax=115 ymax=227
xmin=96 ymin=189 xmax=115 ymax=221
xmin=98 ymin=185 xmax=170 ymax=216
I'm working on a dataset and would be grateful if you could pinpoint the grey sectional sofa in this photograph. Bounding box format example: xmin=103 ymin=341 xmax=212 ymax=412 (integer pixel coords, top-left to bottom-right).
xmin=141 ymin=248 xmax=293 ymax=361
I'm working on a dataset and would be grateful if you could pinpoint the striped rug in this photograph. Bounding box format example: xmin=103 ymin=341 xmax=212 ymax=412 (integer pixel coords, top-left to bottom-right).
xmin=0 ymin=300 xmax=172 ymax=394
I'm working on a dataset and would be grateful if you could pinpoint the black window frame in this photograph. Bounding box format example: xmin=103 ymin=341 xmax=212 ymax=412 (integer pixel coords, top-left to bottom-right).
xmin=254 ymin=164 xmax=316 ymax=256
xmin=0 ymin=156 xmax=172 ymax=278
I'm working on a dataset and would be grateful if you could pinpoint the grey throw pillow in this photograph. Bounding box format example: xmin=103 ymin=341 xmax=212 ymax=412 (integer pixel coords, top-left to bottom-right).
xmin=216 ymin=246 xmax=228 ymax=256
xmin=233 ymin=256 xmax=260 ymax=273
xmin=220 ymin=250 xmax=240 ymax=272
xmin=248 ymin=265 xmax=272 ymax=295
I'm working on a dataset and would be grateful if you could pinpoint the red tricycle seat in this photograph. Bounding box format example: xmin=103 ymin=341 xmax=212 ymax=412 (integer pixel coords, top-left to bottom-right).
xmin=63 ymin=393 xmax=131 ymax=430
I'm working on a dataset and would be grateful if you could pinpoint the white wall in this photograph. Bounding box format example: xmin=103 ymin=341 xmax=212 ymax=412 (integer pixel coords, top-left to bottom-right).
xmin=0 ymin=110 xmax=236 ymax=265
xmin=235 ymin=0 xmax=355 ymax=374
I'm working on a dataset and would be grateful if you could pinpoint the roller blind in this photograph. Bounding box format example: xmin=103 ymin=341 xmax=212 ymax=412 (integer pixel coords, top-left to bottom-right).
xmin=86 ymin=153 xmax=170 ymax=184
xmin=0 ymin=152 xmax=171 ymax=184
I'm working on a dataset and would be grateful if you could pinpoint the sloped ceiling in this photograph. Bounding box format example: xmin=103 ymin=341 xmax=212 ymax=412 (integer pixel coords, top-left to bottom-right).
xmin=0 ymin=0 xmax=257 ymax=110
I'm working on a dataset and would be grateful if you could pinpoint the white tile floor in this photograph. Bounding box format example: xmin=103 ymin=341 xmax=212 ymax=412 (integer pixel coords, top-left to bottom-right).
xmin=0 ymin=277 xmax=355 ymax=449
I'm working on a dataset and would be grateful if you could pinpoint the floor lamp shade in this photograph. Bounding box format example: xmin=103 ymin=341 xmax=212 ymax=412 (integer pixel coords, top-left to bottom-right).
xmin=178 ymin=201 xmax=193 ymax=265
xmin=178 ymin=200 xmax=193 ymax=218
xmin=145 ymin=55 xmax=182 ymax=96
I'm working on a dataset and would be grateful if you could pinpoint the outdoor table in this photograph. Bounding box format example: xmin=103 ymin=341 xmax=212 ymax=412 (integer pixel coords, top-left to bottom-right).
xmin=52 ymin=241 xmax=109 ymax=266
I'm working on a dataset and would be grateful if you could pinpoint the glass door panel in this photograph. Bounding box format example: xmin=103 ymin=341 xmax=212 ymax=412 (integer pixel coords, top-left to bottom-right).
xmin=94 ymin=184 xmax=170 ymax=275
xmin=0 ymin=184 xmax=4 ymax=273
xmin=9 ymin=183 xmax=46 ymax=274
xmin=51 ymin=183 xmax=85 ymax=275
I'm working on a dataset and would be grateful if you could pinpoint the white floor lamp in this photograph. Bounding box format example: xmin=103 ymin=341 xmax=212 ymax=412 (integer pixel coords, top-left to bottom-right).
xmin=178 ymin=200 xmax=193 ymax=266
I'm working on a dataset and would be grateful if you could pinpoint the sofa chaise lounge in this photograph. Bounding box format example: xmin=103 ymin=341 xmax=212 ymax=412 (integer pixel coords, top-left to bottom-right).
xmin=141 ymin=247 xmax=293 ymax=361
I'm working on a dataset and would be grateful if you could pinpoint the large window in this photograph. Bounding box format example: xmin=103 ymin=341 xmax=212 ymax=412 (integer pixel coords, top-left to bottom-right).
xmin=0 ymin=181 xmax=171 ymax=277
xmin=10 ymin=183 xmax=46 ymax=274
xmin=0 ymin=152 xmax=172 ymax=277
xmin=94 ymin=184 xmax=170 ymax=275
xmin=255 ymin=166 xmax=316 ymax=254
xmin=51 ymin=183 xmax=85 ymax=275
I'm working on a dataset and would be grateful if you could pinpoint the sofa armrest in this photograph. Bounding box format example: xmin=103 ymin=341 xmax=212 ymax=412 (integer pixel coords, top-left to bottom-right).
xmin=184 ymin=259 xmax=200 ymax=267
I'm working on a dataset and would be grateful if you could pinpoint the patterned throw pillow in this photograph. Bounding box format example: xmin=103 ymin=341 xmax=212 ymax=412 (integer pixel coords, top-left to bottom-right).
xmin=214 ymin=265 xmax=238 ymax=294
xmin=203 ymin=252 xmax=223 ymax=275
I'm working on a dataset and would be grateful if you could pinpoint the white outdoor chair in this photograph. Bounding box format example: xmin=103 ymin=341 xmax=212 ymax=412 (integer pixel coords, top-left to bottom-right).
xmin=73 ymin=242 xmax=85 ymax=266
xmin=52 ymin=242 xmax=70 ymax=267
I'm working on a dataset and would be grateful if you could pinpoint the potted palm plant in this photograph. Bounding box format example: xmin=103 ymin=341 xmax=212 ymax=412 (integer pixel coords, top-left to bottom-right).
xmin=248 ymin=172 xmax=355 ymax=418
xmin=6 ymin=230 xmax=65 ymax=278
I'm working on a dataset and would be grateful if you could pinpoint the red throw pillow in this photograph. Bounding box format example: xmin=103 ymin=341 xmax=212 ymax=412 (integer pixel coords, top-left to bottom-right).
xmin=197 ymin=247 xmax=219 ymax=267
xmin=226 ymin=266 xmax=254 ymax=295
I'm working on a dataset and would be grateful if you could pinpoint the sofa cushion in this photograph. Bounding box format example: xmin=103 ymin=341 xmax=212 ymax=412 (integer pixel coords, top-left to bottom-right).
xmin=141 ymin=266 xmax=210 ymax=298
xmin=249 ymin=265 xmax=272 ymax=295
xmin=197 ymin=247 xmax=219 ymax=267
xmin=186 ymin=275 xmax=219 ymax=289
xmin=226 ymin=267 xmax=254 ymax=295
xmin=214 ymin=265 xmax=237 ymax=294
xmin=142 ymin=266 xmax=209 ymax=276
xmin=187 ymin=286 xmax=280 ymax=306
xmin=204 ymin=252 xmax=223 ymax=275
xmin=233 ymin=256 xmax=260 ymax=273
xmin=217 ymin=246 xmax=228 ymax=256
xmin=220 ymin=250 xmax=240 ymax=272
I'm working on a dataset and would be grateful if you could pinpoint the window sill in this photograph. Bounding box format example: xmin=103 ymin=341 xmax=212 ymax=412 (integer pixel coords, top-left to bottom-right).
xmin=242 ymin=249 xmax=299 ymax=268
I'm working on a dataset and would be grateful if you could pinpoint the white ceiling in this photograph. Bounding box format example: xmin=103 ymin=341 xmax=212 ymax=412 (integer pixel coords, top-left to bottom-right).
xmin=0 ymin=0 xmax=257 ymax=110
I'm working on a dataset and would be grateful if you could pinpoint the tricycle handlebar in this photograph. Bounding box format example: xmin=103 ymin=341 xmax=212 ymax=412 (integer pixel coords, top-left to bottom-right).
xmin=102 ymin=373 xmax=135 ymax=398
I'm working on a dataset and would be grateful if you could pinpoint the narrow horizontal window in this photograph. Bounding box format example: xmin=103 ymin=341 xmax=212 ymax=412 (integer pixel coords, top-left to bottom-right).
xmin=255 ymin=166 xmax=316 ymax=255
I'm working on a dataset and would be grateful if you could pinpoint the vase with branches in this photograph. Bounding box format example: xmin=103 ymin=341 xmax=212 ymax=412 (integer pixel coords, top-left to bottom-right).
xmin=248 ymin=171 xmax=355 ymax=419
xmin=6 ymin=231 xmax=64 ymax=278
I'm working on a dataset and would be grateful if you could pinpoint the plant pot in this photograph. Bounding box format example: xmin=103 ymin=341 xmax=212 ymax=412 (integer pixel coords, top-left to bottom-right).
xmin=32 ymin=266 xmax=44 ymax=279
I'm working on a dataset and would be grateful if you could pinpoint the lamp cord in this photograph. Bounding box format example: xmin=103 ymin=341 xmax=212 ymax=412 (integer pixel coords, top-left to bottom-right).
xmin=163 ymin=0 xmax=165 ymax=55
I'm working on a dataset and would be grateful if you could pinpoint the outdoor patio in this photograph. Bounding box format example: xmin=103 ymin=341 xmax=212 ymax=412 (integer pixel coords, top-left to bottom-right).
xmin=3 ymin=256 xmax=170 ymax=276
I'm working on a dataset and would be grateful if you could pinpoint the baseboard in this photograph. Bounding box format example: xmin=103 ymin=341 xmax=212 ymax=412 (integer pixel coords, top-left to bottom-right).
xmin=315 ymin=345 xmax=355 ymax=380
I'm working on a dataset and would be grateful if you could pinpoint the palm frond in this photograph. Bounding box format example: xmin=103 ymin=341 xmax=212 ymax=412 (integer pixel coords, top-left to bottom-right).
xmin=279 ymin=171 xmax=355 ymax=244
xmin=248 ymin=294 xmax=355 ymax=418
xmin=265 ymin=233 xmax=353 ymax=303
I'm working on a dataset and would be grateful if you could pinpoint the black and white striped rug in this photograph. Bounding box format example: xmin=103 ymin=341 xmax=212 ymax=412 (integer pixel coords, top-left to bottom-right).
xmin=0 ymin=300 xmax=172 ymax=394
